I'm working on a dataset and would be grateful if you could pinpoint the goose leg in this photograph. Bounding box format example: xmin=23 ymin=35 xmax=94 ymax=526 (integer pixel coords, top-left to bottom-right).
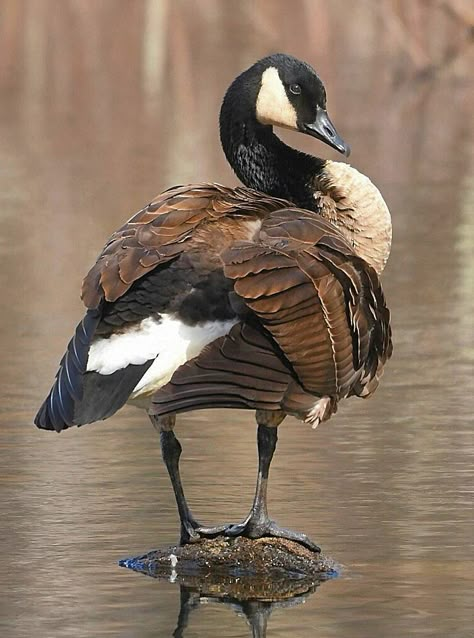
xmin=150 ymin=414 xmax=227 ymax=545
xmin=225 ymin=410 xmax=321 ymax=553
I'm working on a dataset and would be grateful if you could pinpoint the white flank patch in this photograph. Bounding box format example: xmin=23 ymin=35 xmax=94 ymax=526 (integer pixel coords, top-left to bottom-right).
xmin=86 ymin=314 xmax=237 ymax=398
xmin=87 ymin=317 xmax=165 ymax=375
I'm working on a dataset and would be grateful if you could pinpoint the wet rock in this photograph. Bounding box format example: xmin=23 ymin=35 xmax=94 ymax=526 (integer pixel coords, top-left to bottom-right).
xmin=120 ymin=536 xmax=339 ymax=602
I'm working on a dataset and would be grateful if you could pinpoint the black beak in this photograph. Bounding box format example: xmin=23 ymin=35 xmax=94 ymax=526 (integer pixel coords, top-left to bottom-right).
xmin=302 ymin=106 xmax=351 ymax=157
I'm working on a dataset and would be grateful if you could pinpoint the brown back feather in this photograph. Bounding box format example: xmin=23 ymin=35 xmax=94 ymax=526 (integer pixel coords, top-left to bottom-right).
xmin=81 ymin=184 xmax=289 ymax=309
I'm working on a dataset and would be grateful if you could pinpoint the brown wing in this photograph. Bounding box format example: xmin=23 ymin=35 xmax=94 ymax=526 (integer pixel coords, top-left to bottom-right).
xmin=81 ymin=183 xmax=290 ymax=309
xmin=150 ymin=322 xmax=294 ymax=416
xmin=37 ymin=183 xmax=293 ymax=432
xmin=223 ymin=209 xmax=392 ymax=401
xmin=150 ymin=320 xmax=331 ymax=419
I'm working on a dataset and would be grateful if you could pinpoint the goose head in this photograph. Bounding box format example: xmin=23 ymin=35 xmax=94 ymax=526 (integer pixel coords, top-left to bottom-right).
xmin=254 ymin=54 xmax=350 ymax=156
xmin=220 ymin=53 xmax=350 ymax=159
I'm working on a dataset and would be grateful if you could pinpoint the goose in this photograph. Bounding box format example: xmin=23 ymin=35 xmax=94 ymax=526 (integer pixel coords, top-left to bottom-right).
xmin=35 ymin=54 xmax=392 ymax=552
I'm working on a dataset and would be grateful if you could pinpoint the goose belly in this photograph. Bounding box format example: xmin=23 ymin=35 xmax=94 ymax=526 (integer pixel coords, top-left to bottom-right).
xmin=86 ymin=314 xmax=238 ymax=408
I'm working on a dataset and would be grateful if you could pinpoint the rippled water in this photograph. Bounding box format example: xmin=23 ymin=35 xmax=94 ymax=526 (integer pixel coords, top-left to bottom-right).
xmin=0 ymin=2 xmax=473 ymax=637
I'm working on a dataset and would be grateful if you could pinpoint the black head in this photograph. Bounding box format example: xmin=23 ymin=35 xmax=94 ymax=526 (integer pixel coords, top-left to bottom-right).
xmin=221 ymin=53 xmax=350 ymax=157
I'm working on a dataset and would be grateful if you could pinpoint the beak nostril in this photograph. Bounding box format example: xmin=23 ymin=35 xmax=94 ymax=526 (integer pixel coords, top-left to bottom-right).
xmin=304 ymin=117 xmax=349 ymax=156
xmin=323 ymin=126 xmax=335 ymax=138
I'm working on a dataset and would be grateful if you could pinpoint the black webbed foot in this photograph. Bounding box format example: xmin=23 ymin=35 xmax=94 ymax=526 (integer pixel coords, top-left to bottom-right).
xmin=225 ymin=517 xmax=320 ymax=553
xmin=180 ymin=517 xmax=229 ymax=545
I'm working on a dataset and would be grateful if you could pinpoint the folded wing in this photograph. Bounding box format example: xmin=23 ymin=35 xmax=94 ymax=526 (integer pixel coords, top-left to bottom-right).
xmin=223 ymin=209 xmax=392 ymax=401
xmin=151 ymin=208 xmax=392 ymax=420
xmin=36 ymin=184 xmax=289 ymax=432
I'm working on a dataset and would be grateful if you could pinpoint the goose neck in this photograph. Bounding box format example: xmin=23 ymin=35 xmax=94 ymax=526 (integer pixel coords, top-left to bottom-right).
xmin=220 ymin=114 xmax=324 ymax=211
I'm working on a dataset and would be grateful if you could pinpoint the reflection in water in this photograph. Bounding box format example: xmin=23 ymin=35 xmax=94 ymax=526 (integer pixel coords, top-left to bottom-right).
xmin=118 ymin=536 xmax=337 ymax=637
xmin=121 ymin=561 xmax=326 ymax=638
xmin=0 ymin=2 xmax=473 ymax=637
xmin=170 ymin=584 xmax=320 ymax=638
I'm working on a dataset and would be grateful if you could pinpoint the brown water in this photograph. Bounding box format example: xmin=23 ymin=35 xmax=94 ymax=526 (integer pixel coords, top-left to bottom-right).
xmin=0 ymin=2 xmax=473 ymax=637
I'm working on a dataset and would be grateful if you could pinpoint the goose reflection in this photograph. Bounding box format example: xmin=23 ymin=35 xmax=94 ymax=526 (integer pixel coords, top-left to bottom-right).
xmin=172 ymin=584 xmax=322 ymax=638
xmin=120 ymin=548 xmax=337 ymax=637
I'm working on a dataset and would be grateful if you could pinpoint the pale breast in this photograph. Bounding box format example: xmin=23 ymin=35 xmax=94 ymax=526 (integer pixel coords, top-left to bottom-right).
xmin=313 ymin=161 xmax=392 ymax=275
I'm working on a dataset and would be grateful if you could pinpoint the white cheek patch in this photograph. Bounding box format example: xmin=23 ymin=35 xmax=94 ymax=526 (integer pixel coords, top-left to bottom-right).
xmin=256 ymin=67 xmax=298 ymax=130
xmin=86 ymin=314 xmax=238 ymax=397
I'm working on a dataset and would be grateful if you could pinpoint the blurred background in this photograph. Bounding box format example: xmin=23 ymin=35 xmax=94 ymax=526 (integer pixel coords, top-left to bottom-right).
xmin=0 ymin=1 xmax=472 ymax=637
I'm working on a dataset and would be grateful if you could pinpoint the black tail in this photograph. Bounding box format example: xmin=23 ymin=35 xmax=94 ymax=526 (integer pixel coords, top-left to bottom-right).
xmin=35 ymin=305 xmax=156 ymax=432
xmin=35 ymin=308 xmax=154 ymax=432
xmin=35 ymin=309 xmax=102 ymax=431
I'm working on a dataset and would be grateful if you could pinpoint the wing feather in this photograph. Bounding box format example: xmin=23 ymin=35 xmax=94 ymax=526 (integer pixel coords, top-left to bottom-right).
xmin=81 ymin=184 xmax=290 ymax=309
xmin=223 ymin=208 xmax=392 ymax=401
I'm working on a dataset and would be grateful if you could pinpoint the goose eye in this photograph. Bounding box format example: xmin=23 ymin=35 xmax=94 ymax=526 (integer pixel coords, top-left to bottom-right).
xmin=289 ymin=83 xmax=302 ymax=96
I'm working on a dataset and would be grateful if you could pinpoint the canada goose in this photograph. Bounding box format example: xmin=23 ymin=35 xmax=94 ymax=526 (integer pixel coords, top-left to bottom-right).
xmin=35 ymin=54 xmax=392 ymax=552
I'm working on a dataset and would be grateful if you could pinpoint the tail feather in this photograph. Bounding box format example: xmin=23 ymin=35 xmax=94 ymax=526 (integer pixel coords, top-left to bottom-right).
xmin=73 ymin=361 xmax=152 ymax=425
xmin=35 ymin=309 xmax=102 ymax=431
xmin=35 ymin=306 xmax=155 ymax=432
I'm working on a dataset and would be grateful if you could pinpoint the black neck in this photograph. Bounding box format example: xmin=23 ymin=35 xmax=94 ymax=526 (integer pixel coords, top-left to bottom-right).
xmin=220 ymin=108 xmax=325 ymax=212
